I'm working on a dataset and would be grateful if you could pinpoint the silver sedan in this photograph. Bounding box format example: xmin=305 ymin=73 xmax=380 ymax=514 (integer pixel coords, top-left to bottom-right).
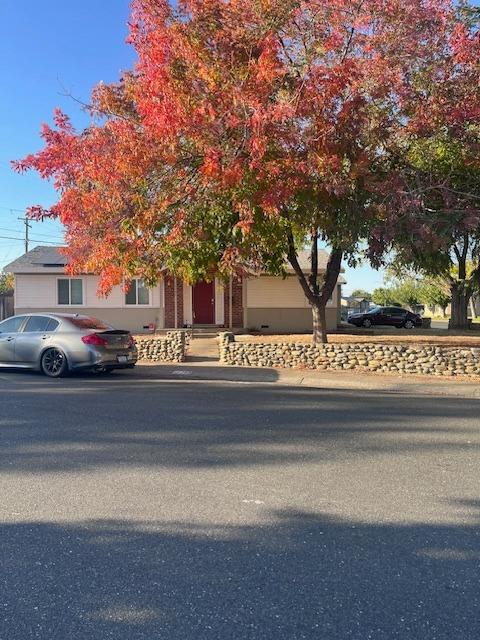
xmin=0 ymin=313 xmax=138 ymax=377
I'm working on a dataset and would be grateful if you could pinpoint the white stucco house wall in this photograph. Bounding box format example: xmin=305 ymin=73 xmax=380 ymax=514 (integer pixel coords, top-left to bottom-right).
xmin=5 ymin=246 xmax=344 ymax=334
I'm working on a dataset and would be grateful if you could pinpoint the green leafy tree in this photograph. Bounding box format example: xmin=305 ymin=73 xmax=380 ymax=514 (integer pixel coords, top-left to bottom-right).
xmin=392 ymin=136 xmax=480 ymax=328
xmin=371 ymin=4 xmax=480 ymax=330
xmin=390 ymin=279 xmax=423 ymax=310
xmin=351 ymin=289 xmax=372 ymax=301
xmin=418 ymin=279 xmax=451 ymax=317
xmin=372 ymin=287 xmax=396 ymax=306
xmin=0 ymin=273 xmax=13 ymax=294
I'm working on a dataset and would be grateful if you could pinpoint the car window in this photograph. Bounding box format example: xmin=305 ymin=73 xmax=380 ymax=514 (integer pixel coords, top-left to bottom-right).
xmin=0 ymin=316 xmax=26 ymax=333
xmin=23 ymin=316 xmax=53 ymax=333
xmin=66 ymin=317 xmax=111 ymax=331
xmin=367 ymin=307 xmax=381 ymax=314
xmin=46 ymin=319 xmax=60 ymax=332
xmin=389 ymin=307 xmax=406 ymax=316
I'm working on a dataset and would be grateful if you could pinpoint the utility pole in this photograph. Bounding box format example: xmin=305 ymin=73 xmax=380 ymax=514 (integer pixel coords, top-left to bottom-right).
xmin=18 ymin=216 xmax=32 ymax=254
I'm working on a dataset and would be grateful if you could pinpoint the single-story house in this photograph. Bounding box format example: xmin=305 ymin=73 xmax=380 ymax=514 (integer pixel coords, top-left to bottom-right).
xmin=5 ymin=246 xmax=344 ymax=333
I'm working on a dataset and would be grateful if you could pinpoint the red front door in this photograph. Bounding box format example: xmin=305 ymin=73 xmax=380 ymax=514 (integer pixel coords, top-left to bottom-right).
xmin=193 ymin=281 xmax=215 ymax=325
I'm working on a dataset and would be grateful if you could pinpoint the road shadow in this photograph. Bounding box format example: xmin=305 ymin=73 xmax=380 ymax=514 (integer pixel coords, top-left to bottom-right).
xmin=134 ymin=362 xmax=281 ymax=383
xmin=2 ymin=507 xmax=480 ymax=639
xmin=1 ymin=376 xmax=480 ymax=473
xmin=0 ymin=363 xmax=281 ymax=384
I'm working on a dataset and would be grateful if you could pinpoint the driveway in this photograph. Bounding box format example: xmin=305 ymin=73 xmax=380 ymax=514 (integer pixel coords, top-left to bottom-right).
xmin=1 ymin=369 xmax=480 ymax=639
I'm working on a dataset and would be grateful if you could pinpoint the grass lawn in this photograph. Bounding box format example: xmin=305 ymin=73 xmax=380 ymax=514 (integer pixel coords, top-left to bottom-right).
xmin=236 ymin=330 xmax=480 ymax=348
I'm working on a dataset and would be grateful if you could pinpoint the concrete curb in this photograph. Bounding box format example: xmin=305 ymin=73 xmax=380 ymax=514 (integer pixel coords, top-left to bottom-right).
xmin=136 ymin=362 xmax=480 ymax=399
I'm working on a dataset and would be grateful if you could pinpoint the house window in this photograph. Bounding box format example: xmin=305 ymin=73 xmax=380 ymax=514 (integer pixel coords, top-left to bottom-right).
xmin=58 ymin=279 xmax=83 ymax=305
xmin=125 ymin=279 xmax=150 ymax=305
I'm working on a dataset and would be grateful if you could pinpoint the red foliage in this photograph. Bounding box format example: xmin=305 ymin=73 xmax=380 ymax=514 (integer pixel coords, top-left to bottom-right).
xmin=13 ymin=0 xmax=477 ymax=293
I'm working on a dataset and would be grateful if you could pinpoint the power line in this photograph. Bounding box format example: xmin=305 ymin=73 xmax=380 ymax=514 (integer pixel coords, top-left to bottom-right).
xmin=0 ymin=205 xmax=26 ymax=214
xmin=0 ymin=234 xmax=63 ymax=245
xmin=0 ymin=205 xmax=60 ymax=217
xmin=0 ymin=208 xmax=66 ymax=238
xmin=0 ymin=227 xmax=63 ymax=241
xmin=22 ymin=230 xmax=64 ymax=240
xmin=30 ymin=238 xmax=65 ymax=245
xmin=0 ymin=206 xmax=65 ymax=255
xmin=0 ymin=203 xmax=65 ymax=247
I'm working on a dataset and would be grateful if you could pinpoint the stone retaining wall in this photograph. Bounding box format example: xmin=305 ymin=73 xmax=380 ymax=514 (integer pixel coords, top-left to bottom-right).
xmin=219 ymin=332 xmax=480 ymax=377
xmin=135 ymin=331 xmax=188 ymax=363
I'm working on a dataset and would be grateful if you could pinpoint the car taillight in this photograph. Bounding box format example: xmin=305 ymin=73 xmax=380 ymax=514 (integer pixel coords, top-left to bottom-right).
xmin=127 ymin=336 xmax=135 ymax=348
xmin=82 ymin=334 xmax=108 ymax=346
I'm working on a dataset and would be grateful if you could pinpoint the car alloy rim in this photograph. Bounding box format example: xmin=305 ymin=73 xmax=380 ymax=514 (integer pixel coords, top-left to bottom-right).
xmin=43 ymin=349 xmax=64 ymax=375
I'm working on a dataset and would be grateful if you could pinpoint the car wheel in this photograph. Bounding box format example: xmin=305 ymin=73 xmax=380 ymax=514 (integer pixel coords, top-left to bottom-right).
xmin=404 ymin=319 xmax=415 ymax=330
xmin=362 ymin=318 xmax=372 ymax=328
xmin=41 ymin=348 xmax=68 ymax=378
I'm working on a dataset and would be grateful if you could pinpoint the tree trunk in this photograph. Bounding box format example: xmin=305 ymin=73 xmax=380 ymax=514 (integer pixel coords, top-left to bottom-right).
xmin=287 ymin=230 xmax=342 ymax=346
xmin=469 ymin=297 xmax=477 ymax=320
xmin=449 ymin=283 xmax=470 ymax=330
xmin=312 ymin=300 xmax=327 ymax=345
xmin=315 ymin=248 xmax=343 ymax=344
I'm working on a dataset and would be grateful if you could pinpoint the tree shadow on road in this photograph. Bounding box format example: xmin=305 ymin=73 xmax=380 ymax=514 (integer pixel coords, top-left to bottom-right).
xmin=1 ymin=380 xmax=480 ymax=473
xmin=2 ymin=506 xmax=480 ymax=640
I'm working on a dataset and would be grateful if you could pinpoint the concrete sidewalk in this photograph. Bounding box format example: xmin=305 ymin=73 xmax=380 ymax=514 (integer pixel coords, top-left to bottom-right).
xmin=136 ymin=361 xmax=480 ymax=399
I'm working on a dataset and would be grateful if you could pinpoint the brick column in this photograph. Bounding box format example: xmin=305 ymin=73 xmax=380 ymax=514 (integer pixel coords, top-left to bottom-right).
xmin=224 ymin=280 xmax=231 ymax=329
xmin=224 ymin=275 xmax=243 ymax=328
xmin=164 ymin=275 xmax=184 ymax=328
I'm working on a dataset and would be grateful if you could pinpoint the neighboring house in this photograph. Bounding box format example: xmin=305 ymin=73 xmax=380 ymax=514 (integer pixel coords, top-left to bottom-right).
xmin=341 ymin=296 xmax=371 ymax=318
xmin=5 ymin=246 xmax=344 ymax=333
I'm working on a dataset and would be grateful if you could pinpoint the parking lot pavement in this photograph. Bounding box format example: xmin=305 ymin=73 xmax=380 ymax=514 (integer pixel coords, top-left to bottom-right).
xmin=1 ymin=370 xmax=480 ymax=639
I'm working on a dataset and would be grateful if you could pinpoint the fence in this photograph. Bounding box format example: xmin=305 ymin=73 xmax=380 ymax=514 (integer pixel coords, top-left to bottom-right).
xmin=0 ymin=293 xmax=14 ymax=321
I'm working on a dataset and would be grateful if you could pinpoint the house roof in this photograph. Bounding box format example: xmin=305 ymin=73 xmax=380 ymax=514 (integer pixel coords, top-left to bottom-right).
xmin=4 ymin=245 xmax=346 ymax=284
xmin=284 ymin=249 xmax=346 ymax=284
xmin=343 ymin=295 xmax=369 ymax=303
xmin=4 ymin=246 xmax=68 ymax=274
xmin=285 ymin=249 xmax=329 ymax=273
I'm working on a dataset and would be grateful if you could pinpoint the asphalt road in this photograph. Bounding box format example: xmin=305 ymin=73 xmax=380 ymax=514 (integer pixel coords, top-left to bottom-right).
xmin=1 ymin=368 xmax=480 ymax=639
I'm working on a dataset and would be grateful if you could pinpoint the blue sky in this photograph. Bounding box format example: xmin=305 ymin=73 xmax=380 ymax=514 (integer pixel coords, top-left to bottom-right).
xmin=0 ymin=0 xmax=384 ymax=293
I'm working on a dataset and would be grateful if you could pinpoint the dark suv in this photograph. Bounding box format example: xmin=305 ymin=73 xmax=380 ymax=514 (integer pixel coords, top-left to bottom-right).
xmin=347 ymin=306 xmax=422 ymax=329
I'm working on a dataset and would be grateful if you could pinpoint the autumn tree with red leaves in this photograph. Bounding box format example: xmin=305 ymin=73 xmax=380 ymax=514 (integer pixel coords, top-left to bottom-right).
xmin=14 ymin=0 xmax=477 ymax=342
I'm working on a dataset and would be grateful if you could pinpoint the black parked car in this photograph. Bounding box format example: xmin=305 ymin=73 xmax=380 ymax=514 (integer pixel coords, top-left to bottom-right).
xmin=347 ymin=306 xmax=422 ymax=329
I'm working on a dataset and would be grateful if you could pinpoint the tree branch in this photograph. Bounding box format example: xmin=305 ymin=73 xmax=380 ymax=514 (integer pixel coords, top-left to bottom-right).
xmin=462 ymin=232 xmax=469 ymax=264
xmin=319 ymin=248 xmax=343 ymax=305
xmin=453 ymin=244 xmax=463 ymax=265
xmin=287 ymin=230 xmax=316 ymax=305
